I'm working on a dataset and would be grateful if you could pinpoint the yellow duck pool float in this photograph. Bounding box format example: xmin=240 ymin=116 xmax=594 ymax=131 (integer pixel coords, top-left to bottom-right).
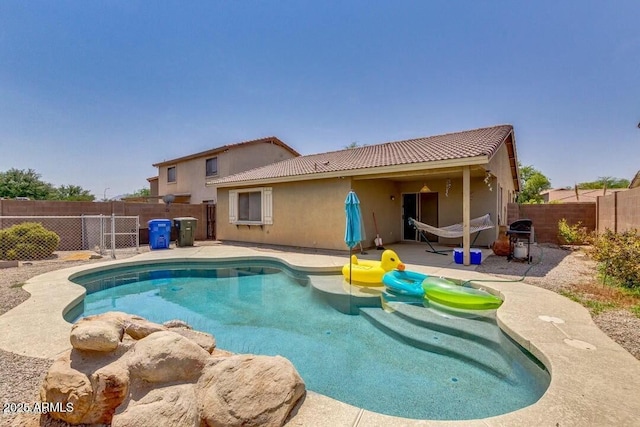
xmin=342 ymin=249 xmax=405 ymax=285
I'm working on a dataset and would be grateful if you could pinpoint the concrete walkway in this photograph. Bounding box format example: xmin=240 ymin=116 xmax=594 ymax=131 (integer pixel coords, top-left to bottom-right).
xmin=1 ymin=243 xmax=639 ymax=426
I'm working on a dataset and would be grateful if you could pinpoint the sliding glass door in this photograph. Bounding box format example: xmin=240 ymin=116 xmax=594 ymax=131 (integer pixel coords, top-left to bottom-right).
xmin=402 ymin=192 xmax=439 ymax=242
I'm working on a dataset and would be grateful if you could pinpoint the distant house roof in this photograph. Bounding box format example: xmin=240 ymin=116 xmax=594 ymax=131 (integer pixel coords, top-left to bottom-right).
xmin=541 ymin=188 xmax=628 ymax=203
xmin=630 ymin=170 xmax=640 ymax=189
xmin=152 ymin=137 xmax=300 ymax=167
xmin=212 ymin=125 xmax=518 ymax=188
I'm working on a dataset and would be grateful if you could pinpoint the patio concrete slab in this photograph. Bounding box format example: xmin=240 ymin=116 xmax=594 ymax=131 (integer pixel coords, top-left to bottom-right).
xmin=1 ymin=242 xmax=639 ymax=426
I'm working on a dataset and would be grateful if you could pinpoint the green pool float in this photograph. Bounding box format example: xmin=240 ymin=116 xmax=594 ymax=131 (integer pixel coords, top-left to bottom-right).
xmin=422 ymin=277 xmax=503 ymax=310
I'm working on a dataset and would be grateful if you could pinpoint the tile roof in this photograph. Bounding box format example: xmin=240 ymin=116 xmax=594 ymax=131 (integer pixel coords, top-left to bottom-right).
xmin=152 ymin=136 xmax=300 ymax=167
xmin=212 ymin=124 xmax=514 ymax=185
xmin=542 ymin=188 xmax=628 ymax=203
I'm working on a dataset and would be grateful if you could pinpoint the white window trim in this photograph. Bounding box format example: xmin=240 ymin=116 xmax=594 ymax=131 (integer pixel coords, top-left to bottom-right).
xmin=229 ymin=187 xmax=272 ymax=225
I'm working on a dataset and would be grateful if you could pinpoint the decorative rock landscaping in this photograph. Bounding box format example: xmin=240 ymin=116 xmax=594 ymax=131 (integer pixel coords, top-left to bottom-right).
xmin=39 ymin=312 xmax=306 ymax=427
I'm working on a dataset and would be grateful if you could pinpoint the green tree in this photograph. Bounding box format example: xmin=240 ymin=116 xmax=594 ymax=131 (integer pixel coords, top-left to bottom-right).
xmin=517 ymin=163 xmax=551 ymax=204
xmin=129 ymin=188 xmax=151 ymax=197
xmin=577 ymin=177 xmax=630 ymax=189
xmin=51 ymin=185 xmax=95 ymax=201
xmin=0 ymin=168 xmax=54 ymax=200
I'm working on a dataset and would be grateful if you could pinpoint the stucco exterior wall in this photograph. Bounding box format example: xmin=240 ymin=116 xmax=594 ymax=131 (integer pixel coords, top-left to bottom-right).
xmin=351 ymin=180 xmax=402 ymax=247
xmin=148 ymin=178 xmax=159 ymax=197
xmin=157 ymin=142 xmax=296 ymax=204
xmin=217 ymin=178 xmax=352 ymax=250
xmin=487 ymin=144 xmax=517 ymax=226
xmin=222 ymin=142 xmax=294 ymax=176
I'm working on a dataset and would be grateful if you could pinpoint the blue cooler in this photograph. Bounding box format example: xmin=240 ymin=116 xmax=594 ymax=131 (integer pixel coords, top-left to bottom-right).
xmin=453 ymin=248 xmax=482 ymax=265
xmin=148 ymin=219 xmax=172 ymax=250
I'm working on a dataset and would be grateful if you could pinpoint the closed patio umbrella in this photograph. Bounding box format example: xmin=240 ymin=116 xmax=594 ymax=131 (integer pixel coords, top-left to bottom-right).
xmin=344 ymin=190 xmax=363 ymax=286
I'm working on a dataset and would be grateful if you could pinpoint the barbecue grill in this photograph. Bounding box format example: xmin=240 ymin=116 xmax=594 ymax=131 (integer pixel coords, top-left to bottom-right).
xmin=506 ymin=219 xmax=534 ymax=263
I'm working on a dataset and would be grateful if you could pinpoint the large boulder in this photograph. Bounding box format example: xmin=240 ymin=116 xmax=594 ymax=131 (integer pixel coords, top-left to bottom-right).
xmin=210 ymin=348 xmax=235 ymax=358
xmin=127 ymin=331 xmax=210 ymax=383
xmin=40 ymin=343 xmax=130 ymax=425
xmin=84 ymin=311 xmax=132 ymax=328
xmin=124 ymin=317 xmax=168 ymax=340
xmin=171 ymin=328 xmax=216 ymax=354
xmin=39 ymin=352 xmax=94 ymax=424
xmin=40 ymin=312 xmax=305 ymax=427
xmin=111 ymin=383 xmax=200 ymax=427
xmin=84 ymin=360 xmax=130 ymax=424
xmin=70 ymin=319 xmax=123 ymax=352
xmin=196 ymin=355 xmax=306 ymax=427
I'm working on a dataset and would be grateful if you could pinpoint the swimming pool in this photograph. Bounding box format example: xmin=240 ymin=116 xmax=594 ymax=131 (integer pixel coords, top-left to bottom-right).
xmin=69 ymin=260 xmax=550 ymax=420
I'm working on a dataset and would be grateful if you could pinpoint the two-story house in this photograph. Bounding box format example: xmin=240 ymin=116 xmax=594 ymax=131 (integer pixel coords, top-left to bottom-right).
xmin=152 ymin=137 xmax=300 ymax=204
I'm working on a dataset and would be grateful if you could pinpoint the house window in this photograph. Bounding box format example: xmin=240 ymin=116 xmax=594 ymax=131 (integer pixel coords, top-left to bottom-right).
xmin=167 ymin=166 xmax=176 ymax=183
xmin=239 ymin=192 xmax=262 ymax=221
xmin=228 ymin=187 xmax=273 ymax=225
xmin=205 ymin=157 xmax=218 ymax=177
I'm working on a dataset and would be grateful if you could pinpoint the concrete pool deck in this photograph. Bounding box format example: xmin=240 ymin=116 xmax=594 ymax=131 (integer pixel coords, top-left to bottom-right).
xmin=1 ymin=243 xmax=639 ymax=426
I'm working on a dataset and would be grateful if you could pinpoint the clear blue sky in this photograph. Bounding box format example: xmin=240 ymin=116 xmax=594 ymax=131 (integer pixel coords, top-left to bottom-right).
xmin=1 ymin=1 xmax=639 ymax=199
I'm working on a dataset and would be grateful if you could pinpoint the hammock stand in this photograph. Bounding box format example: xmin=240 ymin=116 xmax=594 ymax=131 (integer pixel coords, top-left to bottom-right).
xmin=407 ymin=214 xmax=495 ymax=255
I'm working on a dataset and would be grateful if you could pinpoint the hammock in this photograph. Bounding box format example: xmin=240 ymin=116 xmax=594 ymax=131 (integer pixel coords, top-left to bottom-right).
xmin=408 ymin=214 xmax=494 ymax=255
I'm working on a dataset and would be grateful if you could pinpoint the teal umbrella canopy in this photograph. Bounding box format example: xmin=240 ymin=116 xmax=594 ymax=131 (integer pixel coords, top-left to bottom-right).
xmin=344 ymin=191 xmax=363 ymax=249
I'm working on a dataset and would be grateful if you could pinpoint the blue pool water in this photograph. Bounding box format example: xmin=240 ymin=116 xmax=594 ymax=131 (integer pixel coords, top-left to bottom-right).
xmin=70 ymin=261 xmax=549 ymax=420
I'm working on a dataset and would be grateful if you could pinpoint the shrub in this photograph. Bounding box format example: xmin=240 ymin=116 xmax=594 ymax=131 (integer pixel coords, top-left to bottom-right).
xmin=558 ymin=218 xmax=592 ymax=245
xmin=590 ymin=229 xmax=640 ymax=289
xmin=0 ymin=222 xmax=60 ymax=260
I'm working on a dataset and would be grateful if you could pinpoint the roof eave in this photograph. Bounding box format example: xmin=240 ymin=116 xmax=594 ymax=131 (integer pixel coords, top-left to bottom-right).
xmin=629 ymin=170 xmax=640 ymax=189
xmin=486 ymin=128 xmax=520 ymax=192
xmin=153 ymin=148 xmax=226 ymax=167
xmin=213 ymin=156 xmax=489 ymax=188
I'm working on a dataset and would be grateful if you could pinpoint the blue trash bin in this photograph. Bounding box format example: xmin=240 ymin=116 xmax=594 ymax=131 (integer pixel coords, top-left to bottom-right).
xmin=148 ymin=219 xmax=172 ymax=250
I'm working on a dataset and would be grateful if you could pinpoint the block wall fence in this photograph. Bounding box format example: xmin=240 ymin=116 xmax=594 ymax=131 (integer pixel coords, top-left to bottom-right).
xmin=507 ymin=186 xmax=639 ymax=244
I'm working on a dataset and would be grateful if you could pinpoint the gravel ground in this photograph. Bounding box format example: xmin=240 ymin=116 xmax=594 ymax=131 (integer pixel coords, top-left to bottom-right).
xmin=1 ymin=244 xmax=639 ymax=426
xmin=0 ymin=254 xmax=136 ymax=427
xmin=476 ymin=243 xmax=640 ymax=360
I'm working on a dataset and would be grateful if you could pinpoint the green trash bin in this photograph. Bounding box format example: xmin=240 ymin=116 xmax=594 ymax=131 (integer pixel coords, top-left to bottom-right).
xmin=173 ymin=217 xmax=197 ymax=247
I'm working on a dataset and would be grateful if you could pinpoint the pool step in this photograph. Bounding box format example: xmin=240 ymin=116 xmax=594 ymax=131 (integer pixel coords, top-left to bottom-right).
xmin=359 ymin=307 xmax=513 ymax=379
xmin=382 ymin=300 xmax=504 ymax=349
xmin=309 ymin=276 xmax=384 ymax=314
